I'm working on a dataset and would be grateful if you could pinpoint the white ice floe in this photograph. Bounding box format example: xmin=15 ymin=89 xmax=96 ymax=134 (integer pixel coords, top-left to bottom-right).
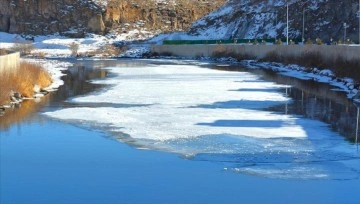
xmin=43 ymin=61 xmax=360 ymax=180
xmin=45 ymin=64 xmax=305 ymax=140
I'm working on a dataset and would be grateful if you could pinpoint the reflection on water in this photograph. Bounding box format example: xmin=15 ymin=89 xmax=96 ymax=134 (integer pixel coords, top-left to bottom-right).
xmin=0 ymin=98 xmax=50 ymax=130
xmin=0 ymin=59 xmax=158 ymax=130
xmin=47 ymin=61 xmax=110 ymax=106
xmin=0 ymin=60 xmax=109 ymax=130
xmin=212 ymin=65 xmax=359 ymax=142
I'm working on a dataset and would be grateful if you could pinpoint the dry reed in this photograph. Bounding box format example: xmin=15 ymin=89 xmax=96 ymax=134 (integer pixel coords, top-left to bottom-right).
xmin=0 ymin=62 xmax=52 ymax=105
xmin=262 ymin=50 xmax=360 ymax=82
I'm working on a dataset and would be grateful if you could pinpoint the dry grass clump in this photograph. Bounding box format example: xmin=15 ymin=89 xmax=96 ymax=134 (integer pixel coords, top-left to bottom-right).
xmin=79 ymin=44 xmax=123 ymax=57
xmin=0 ymin=74 xmax=12 ymax=104
xmin=0 ymin=49 xmax=8 ymax=55
xmin=332 ymin=57 xmax=360 ymax=80
xmin=212 ymin=44 xmax=254 ymax=61
xmin=262 ymin=50 xmax=360 ymax=82
xmin=262 ymin=50 xmax=326 ymax=68
xmin=32 ymin=51 xmax=47 ymax=58
xmin=0 ymin=62 xmax=52 ymax=105
xmin=104 ymin=44 xmax=122 ymax=56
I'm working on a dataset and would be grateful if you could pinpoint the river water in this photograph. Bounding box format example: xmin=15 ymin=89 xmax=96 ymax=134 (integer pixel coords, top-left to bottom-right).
xmin=1 ymin=59 xmax=360 ymax=204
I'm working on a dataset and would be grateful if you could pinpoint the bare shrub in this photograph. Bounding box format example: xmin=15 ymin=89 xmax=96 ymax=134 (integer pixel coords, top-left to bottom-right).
xmin=262 ymin=50 xmax=282 ymax=62
xmin=211 ymin=44 xmax=254 ymax=60
xmin=226 ymin=50 xmax=253 ymax=61
xmin=32 ymin=52 xmax=47 ymax=58
xmin=11 ymin=41 xmax=34 ymax=55
xmin=305 ymin=38 xmax=313 ymax=45
xmin=117 ymin=44 xmax=129 ymax=54
xmin=69 ymin=42 xmax=80 ymax=56
xmin=81 ymin=50 xmax=98 ymax=57
xmin=275 ymin=39 xmax=283 ymax=45
xmin=315 ymin=38 xmax=323 ymax=45
xmin=263 ymin=50 xmax=323 ymax=69
xmin=79 ymin=44 xmax=126 ymax=57
xmin=103 ymin=44 xmax=121 ymax=56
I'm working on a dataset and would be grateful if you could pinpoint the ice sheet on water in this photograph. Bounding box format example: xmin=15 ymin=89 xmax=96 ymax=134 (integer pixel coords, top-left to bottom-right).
xmin=44 ymin=63 xmax=360 ymax=180
xmin=154 ymin=134 xmax=360 ymax=180
xmin=230 ymin=162 xmax=359 ymax=180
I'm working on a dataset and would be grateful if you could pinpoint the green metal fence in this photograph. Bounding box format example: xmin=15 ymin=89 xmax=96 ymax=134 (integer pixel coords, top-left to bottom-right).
xmin=163 ymin=38 xmax=303 ymax=45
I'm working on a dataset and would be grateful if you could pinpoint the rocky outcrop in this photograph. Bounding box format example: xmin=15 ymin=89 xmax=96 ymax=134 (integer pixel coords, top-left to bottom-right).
xmin=0 ymin=0 xmax=105 ymax=36
xmin=103 ymin=0 xmax=225 ymax=33
xmin=0 ymin=0 xmax=225 ymax=36
xmin=88 ymin=14 xmax=106 ymax=33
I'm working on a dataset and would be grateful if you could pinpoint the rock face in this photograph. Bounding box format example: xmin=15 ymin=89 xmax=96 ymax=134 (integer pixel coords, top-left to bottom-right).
xmin=88 ymin=14 xmax=106 ymax=33
xmin=0 ymin=0 xmax=225 ymax=36
xmin=0 ymin=0 xmax=104 ymax=36
xmin=103 ymin=0 xmax=225 ymax=33
xmin=189 ymin=0 xmax=360 ymax=43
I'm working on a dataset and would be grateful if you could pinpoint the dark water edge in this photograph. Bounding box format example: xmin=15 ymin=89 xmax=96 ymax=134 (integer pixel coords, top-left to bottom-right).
xmin=211 ymin=64 xmax=359 ymax=142
xmin=0 ymin=60 xmax=108 ymax=130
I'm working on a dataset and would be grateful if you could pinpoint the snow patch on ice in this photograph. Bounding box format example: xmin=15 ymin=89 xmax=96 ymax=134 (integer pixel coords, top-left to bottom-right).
xmin=44 ymin=64 xmax=307 ymax=141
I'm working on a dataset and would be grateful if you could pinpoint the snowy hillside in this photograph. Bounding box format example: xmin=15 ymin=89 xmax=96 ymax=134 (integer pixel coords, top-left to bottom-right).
xmin=187 ymin=0 xmax=360 ymax=43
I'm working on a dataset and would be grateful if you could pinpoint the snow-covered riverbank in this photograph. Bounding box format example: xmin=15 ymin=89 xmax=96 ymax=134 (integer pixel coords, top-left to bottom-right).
xmin=1 ymin=31 xmax=359 ymax=104
xmin=242 ymin=60 xmax=360 ymax=102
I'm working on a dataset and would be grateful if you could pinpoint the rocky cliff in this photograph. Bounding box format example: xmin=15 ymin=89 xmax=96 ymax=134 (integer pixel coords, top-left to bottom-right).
xmin=0 ymin=0 xmax=105 ymax=36
xmin=0 ymin=0 xmax=225 ymax=36
xmin=189 ymin=0 xmax=360 ymax=43
xmin=106 ymin=0 xmax=225 ymax=34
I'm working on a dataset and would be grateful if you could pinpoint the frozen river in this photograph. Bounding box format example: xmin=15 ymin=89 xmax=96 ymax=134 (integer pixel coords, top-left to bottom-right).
xmin=1 ymin=59 xmax=360 ymax=203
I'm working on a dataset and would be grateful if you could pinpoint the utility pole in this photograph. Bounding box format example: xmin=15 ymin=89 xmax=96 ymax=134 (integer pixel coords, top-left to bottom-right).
xmin=287 ymin=2 xmax=289 ymax=45
xmin=344 ymin=23 xmax=349 ymax=42
xmin=302 ymin=8 xmax=307 ymax=44
xmin=358 ymin=0 xmax=360 ymax=44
